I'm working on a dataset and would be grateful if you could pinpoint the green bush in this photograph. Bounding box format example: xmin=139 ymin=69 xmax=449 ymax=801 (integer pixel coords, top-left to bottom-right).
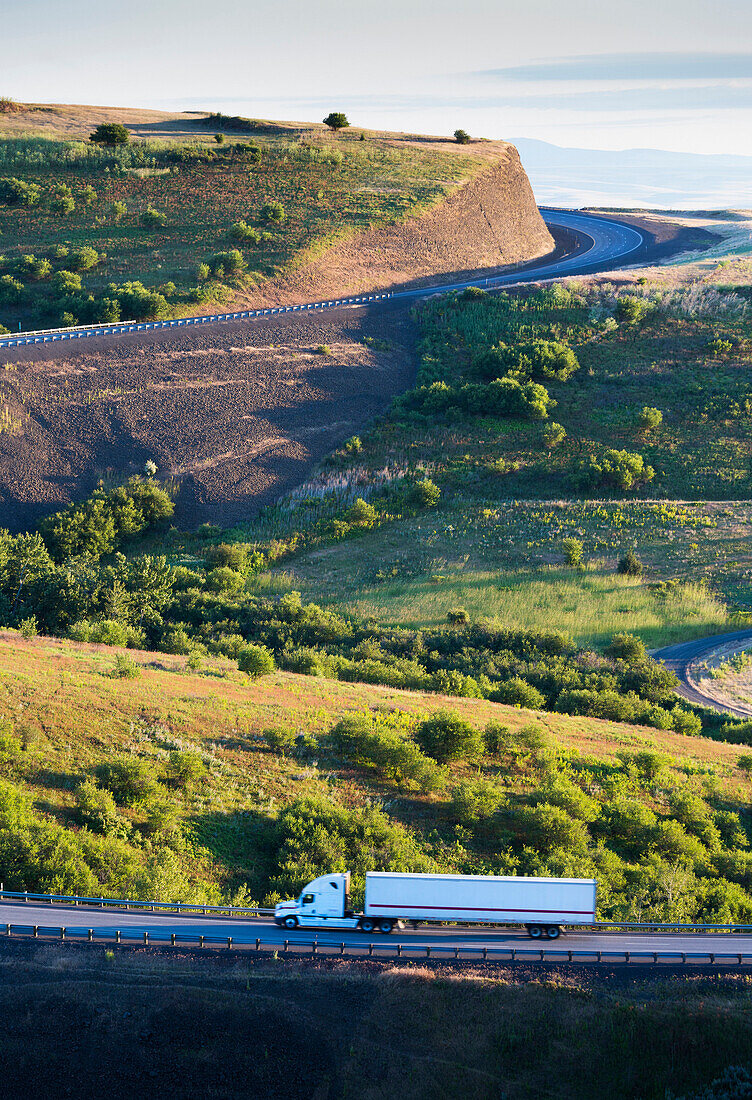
xmin=90 ymin=123 xmax=129 ymax=146
xmin=412 ymin=478 xmax=441 ymax=507
xmin=447 ymin=608 xmax=470 ymax=625
xmin=347 ymin=498 xmax=378 ymax=526
xmin=543 ymin=421 xmax=567 ymax=449
xmin=493 ymin=677 xmax=545 ymax=709
xmin=330 ymin=714 xmax=446 ymax=793
xmin=68 ymin=246 xmax=100 ymax=272
xmin=562 ymin=537 xmax=584 ymax=566
xmin=96 ymin=757 xmax=157 ymax=806
xmin=617 ymin=549 xmax=644 ymax=577
xmin=0 ymin=177 xmax=41 ymax=206
xmin=453 ymin=129 xmax=471 ymax=144
xmin=450 ymin=778 xmax=503 ymax=824
xmin=604 ymin=632 xmax=647 ymax=663
xmin=581 ymin=449 xmax=655 ymax=491
xmin=637 ymin=406 xmax=663 ymax=433
xmin=109 ymin=652 xmax=139 ymax=679
xmin=75 ymin=780 xmax=122 ymax=835
xmin=415 ymin=710 xmax=485 ymax=764
xmin=161 ymin=750 xmax=206 ymax=790
xmin=141 ymin=206 xmax=167 ymax=228
xmin=261 ymin=201 xmax=285 ymax=224
xmin=238 ymin=643 xmax=276 ymax=678
xmin=323 ymin=112 xmax=349 ymax=132
xmin=204 ymin=543 xmax=250 ymax=571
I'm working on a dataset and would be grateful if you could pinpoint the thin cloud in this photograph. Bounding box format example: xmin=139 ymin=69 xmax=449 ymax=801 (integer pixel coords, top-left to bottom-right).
xmin=476 ymin=52 xmax=752 ymax=82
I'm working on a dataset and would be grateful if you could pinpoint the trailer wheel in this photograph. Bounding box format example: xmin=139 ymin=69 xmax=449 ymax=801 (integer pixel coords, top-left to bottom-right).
xmin=527 ymin=924 xmax=543 ymax=939
xmin=378 ymin=919 xmax=394 ymax=934
xmin=546 ymin=925 xmax=561 ymax=940
xmin=359 ymin=918 xmax=375 ymax=933
xmin=283 ymin=916 xmax=299 ymax=930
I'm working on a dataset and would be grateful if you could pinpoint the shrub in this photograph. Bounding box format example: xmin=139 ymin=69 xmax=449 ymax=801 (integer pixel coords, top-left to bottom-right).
xmin=473 ymin=340 xmax=580 ymax=383
xmin=447 ymin=608 xmax=470 ymax=625
xmin=18 ymin=616 xmax=38 ymax=639
xmin=161 ymin=750 xmax=206 ymax=790
xmin=494 ymin=677 xmax=546 ymax=709
xmin=263 ymin=727 xmax=298 ymax=756
xmin=111 ymin=200 xmax=127 ymax=222
xmin=51 ymin=185 xmax=75 ymax=215
xmin=19 ymin=255 xmax=51 ymax=281
xmin=412 ymin=478 xmax=441 ymax=507
xmin=637 ymin=406 xmax=662 ymax=433
xmin=68 ymin=246 xmax=100 ymax=272
xmin=96 ymin=757 xmax=157 ymax=806
xmin=343 ymin=435 xmax=362 ymax=454
xmin=415 ymin=710 xmax=485 ymax=764
xmin=231 ymin=220 xmax=261 ymax=243
xmin=81 ymin=184 xmax=97 ymax=207
xmin=323 ymin=112 xmax=349 ymax=132
xmin=90 ymin=123 xmax=130 ymax=145
xmin=513 ymin=803 xmax=589 ymax=853
xmin=75 ymin=780 xmax=122 ymax=835
xmin=141 ymin=206 xmax=167 ymax=228
xmin=206 ymin=566 xmax=245 ymax=593
xmin=205 ymin=543 xmax=249 ymax=571
xmin=161 ymin=627 xmax=193 ymax=654
xmin=562 ymin=537 xmax=584 ymax=566
xmin=617 ymin=549 xmax=643 ymax=577
xmin=330 ymin=714 xmax=445 ymax=793
xmin=483 ymin=721 xmax=511 ymax=755
xmin=238 ymin=643 xmax=276 ymax=678
xmin=543 ymin=421 xmax=566 ymax=449
xmin=450 ymin=779 xmax=503 ymax=824
xmin=260 ymin=201 xmax=285 ymax=223
xmin=453 ymin=129 xmax=471 ymax=144
xmin=604 ymin=632 xmax=647 ymax=663
xmin=109 ymin=652 xmax=139 ymax=679
xmin=52 ymin=270 xmax=82 ymax=296
xmin=0 ymin=177 xmax=41 ymax=206
xmin=581 ymin=449 xmax=655 ymax=491
xmin=347 ymin=498 xmax=377 ymax=526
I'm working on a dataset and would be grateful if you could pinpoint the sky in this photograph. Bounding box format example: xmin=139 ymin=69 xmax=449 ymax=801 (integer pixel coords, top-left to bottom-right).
xmin=4 ymin=0 xmax=752 ymax=156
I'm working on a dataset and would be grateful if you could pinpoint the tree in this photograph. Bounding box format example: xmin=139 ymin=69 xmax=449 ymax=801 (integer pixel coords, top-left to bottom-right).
xmin=260 ymin=201 xmax=285 ymax=224
xmin=238 ymin=643 xmax=276 ymax=678
xmin=454 ymin=129 xmax=471 ymax=144
xmin=90 ymin=123 xmax=130 ymax=146
xmin=543 ymin=421 xmax=566 ymax=449
xmin=323 ymin=112 xmax=349 ymax=133
xmin=415 ymin=709 xmax=485 ymax=764
xmin=412 ymin=478 xmax=441 ymax=507
xmin=637 ymin=406 xmax=662 ymax=434
xmin=605 ymin=632 xmax=647 ymax=663
xmin=617 ymin=549 xmax=643 ymax=577
xmin=562 ymin=537 xmax=584 ymax=567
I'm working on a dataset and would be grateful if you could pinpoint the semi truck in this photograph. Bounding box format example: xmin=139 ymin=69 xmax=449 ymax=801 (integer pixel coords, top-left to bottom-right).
xmin=274 ymin=871 xmax=597 ymax=939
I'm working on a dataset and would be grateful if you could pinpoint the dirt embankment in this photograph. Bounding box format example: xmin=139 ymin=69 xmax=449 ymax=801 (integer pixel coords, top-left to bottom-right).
xmin=239 ymin=146 xmax=554 ymax=306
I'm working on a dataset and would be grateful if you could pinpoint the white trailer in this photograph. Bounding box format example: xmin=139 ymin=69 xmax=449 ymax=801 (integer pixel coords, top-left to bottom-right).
xmin=274 ymin=870 xmax=597 ymax=939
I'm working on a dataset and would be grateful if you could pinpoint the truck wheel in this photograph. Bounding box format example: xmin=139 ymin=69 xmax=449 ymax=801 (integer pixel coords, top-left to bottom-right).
xmin=527 ymin=924 xmax=543 ymax=939
xmin=546 ymin=925 xmax=561 ymax=940
xmin=378 ymin=919 xmax=394 ymax=934
xmin=283 ymin=916 xmax=299 ymax=930
xmin=359 ymin=918 xmax=375 ymax=933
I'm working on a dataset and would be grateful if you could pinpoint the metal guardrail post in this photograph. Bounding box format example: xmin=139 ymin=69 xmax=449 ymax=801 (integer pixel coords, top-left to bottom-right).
xmin=143 ymin=932 xmax=149 ymax=946
xmin=60 ymin=928 xmax=65 ymax=940
xmin=255 ymin=938 xmax=260 ymax=952
xmin=33 ymin=926 xmax=38 ymax=938
xmin=199 ymin=935 xmax=204 ymax=948
xmin=283 ymin=940 xmax=289 ymax=953
xmin=227 ymin=937 xmax=232 ymax=949
xmin=171 ymin=933 xmax=176 ymax=946
xmin=88 ymin=929 xmax=93 ymax=942
xmin=368 ymin=943 xmax=373 ymax=956
xmin=116 ymin=931 xmax=121 ymax=943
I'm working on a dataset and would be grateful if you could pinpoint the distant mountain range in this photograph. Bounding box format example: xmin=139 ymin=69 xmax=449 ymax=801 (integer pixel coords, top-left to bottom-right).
xmin=512 ymin=138 xmax=752 ymax=210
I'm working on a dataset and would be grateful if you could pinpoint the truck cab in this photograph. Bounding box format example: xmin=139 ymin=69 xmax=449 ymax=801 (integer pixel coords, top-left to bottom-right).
xmin=274 ymin=872 xmax=363 ymax=930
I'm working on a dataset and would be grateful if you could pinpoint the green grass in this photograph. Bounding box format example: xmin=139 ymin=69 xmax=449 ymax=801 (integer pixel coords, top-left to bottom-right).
xmin=315 ymin=566 xmax=727 ymax=647
xmin=0 ymin=131 xmax=486 ymax=330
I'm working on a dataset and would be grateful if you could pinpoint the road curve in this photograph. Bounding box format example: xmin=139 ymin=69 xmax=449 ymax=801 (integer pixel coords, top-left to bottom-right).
xmin=1 ymin=903 xmax=749 ymax=959
xmin=654 ymin=630 xmax=752 ymax=718
xmin=0 ymin=209 xmax=645 ymax=351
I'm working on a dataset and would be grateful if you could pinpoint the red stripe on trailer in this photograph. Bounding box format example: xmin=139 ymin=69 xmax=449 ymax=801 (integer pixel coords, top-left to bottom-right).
xmin=368 ymin=905 xmax=594 ymax=915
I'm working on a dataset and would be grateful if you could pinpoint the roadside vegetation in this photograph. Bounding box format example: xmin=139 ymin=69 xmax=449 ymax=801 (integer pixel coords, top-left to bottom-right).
xmin=0 ymin=943 xmax=750 ymax=1100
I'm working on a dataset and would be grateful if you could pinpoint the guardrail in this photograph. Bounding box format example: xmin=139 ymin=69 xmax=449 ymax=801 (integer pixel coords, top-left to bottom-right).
xmin=2 ymin=890 xmax=751 ymax=934
xmin=0 ymin=888 xmax=274 ymax=917
xmin=0 ymin=292 xmax=395 ymax=350
xmin=2 ymin=923 xmax=750 ymax=966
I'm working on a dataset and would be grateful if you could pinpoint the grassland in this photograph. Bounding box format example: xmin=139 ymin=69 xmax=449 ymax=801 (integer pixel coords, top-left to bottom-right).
xmin=1 ymin=943 xmax=750 ymax=1100
xmin=0 ymin=125 xmax=487 ymax=332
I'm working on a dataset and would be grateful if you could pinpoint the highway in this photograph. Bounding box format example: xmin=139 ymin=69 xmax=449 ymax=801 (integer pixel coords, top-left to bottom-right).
xmin=1 ymin=902 xmax=749 ymax=961
xmin=0 ymin=208 xmax=646 ymax=351
xmin=653 ymin=629 xmax=752 ymax=717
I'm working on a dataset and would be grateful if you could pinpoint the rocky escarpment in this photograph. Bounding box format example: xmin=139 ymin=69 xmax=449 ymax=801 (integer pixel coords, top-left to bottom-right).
xmin=239 ymin=143 xmax=554 ymax=305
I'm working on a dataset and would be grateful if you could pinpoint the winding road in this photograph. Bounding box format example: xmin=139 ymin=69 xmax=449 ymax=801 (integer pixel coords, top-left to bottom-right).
xmin=654 ymin=630 xmax=752 ymax=718
xmin=0 ymin=208 xmax=646 ymax=351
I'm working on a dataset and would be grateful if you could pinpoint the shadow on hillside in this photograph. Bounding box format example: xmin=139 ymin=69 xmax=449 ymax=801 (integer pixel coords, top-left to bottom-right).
xmin=188 ymin=808 xmax=278 ymax=896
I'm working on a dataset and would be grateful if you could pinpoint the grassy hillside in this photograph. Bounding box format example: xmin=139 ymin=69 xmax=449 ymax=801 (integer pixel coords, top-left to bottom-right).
xmin=1 ymin=632 xmax=750 ymax=922
xmin=0 ymin=120 xmax=487 ymax=333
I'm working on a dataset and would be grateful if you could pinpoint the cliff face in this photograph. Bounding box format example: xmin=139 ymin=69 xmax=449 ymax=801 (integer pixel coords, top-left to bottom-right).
xmin=241 ymin=144 xmax=554 ymax=305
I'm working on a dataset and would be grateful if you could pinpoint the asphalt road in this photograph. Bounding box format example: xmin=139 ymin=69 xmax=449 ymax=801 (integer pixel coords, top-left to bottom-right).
xmin=1 ymin=903 xmax=749 ymax=958
xmin=653 ymin=630 xmax=752 ymax=717
xmin=0 ymin=209 xmax=645 ymax=351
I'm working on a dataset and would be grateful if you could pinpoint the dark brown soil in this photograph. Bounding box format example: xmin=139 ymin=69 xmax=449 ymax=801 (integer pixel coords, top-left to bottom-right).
xmin=0 ymin=304 xmax=416 ymax=531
